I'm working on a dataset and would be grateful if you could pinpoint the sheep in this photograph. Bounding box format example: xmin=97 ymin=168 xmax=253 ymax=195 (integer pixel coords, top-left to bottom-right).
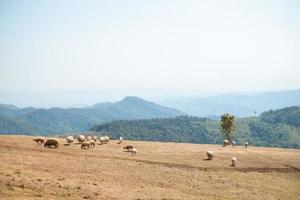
xmin=118 ymin=136 xmax=123 ymax=144
xmin=66 ymin=136 xmax=74 ymax=144
xmin=89 ymin=140 xmax=95 ymax=148
xmin=131 ymin=148 xmax=137 ymax=156
xmin=92 ymin=136 xmax=97 ymax=141
xmin=33 ymin=137 xmax=45 ymax=145
xmin=206 ymin=151 xmax=214 ymax=160
xmin=86 ymin=136 xmax=92 ymax=141
xmin=231 ymin=157 xmax=237 ymax=166
xmin=223 ymin=139 xmax=230 ymax=147
xmin=99 ymin=136 xmax=106 ymax=144
xmin=245 ymin=142 xmax=249 ymax=148
xmin=81 ymin=141 xmax=91 ymax=149
xmin=232 ymin=140 xmax=236 ymax=147
xmin=104 ymin=136 xmax=110 ymax=143
xmin=77 ymin=135 xmax=86 ymax=143
xmin=44 ymin=138 xmax=59 ymax=148
xmin=123 ymin=145 xmax=134 ymax=152
xmin=99 ymin=136 xmax=109 ymax=144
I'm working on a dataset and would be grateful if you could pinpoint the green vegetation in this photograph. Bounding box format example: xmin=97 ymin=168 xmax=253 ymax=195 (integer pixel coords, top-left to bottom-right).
xmin=0 ymin=97 xmax=184 ymax=135
xmin=261 ymin=106 xmax=300 ymax=127
xmin=92 ymin=107 xmax=300 ymax=148
xmin=92 ymin=116 xmax=219 ymax=144
xmin=220 ymin=113 xmax=236 ymax=142
xmin=1 ymin=97 xmax=300 ymax=148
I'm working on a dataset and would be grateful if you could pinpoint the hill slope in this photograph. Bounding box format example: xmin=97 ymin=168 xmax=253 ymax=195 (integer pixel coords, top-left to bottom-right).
xmin=92 ymin=106 xmax=300 ymax=148
xmin=0 ymin=135 xmax=299 ymax=199
xmin=0 ymin=97 xmax=184 ymax=135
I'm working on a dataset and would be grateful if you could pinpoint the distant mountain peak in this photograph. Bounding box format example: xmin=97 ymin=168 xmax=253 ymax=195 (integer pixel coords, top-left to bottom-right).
xmin=117 ymin=96 xmax=157 ymax=106
xmin=121 ymin=96 xmax=145 ymax=102
xmin=0 ymin=96 xmax=185 ymax=135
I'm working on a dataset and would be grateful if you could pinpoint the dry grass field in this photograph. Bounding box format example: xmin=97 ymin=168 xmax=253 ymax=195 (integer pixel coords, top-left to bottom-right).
xmin=0 ymin=135 xmax=300 ymax=200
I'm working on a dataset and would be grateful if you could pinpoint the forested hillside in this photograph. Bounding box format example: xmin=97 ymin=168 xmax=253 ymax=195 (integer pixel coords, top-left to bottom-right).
xmin=0 ymin=97 xmax=184 ymax=135
xmin=261 ymin=106 xmax=300 ymax=127
xmin=92 ymin=107 xmax=300 ymax=148
xmin=2 ymin=97 xmax=300 ymax=148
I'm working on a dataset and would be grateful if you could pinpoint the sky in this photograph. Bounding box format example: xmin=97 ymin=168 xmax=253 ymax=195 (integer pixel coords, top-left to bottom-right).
xmin=0 ymin=0 xmax=299 ymax=107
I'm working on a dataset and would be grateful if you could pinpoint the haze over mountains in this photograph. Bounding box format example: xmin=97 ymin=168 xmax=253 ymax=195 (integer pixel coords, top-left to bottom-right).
xmin=159 ymin=89 xmax=300 ymax=117
xmin=0 ymin=89 xmax=300 ymax=139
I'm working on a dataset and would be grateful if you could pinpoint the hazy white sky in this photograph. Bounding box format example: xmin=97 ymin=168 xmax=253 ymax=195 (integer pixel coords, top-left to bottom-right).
xmin=0 ymin=0 xmax=299 ymax=99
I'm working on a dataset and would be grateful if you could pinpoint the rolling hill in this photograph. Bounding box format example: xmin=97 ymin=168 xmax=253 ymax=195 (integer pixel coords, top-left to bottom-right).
xmin=0 ymin=97 xmax=184 ymax=135
xmin=92 ymin=106 xmax=300 ymax=148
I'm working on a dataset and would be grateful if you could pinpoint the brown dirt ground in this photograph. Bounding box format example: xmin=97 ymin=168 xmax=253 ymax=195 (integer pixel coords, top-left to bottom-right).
xmin=0 ymin=135 xmax=300 ymax=200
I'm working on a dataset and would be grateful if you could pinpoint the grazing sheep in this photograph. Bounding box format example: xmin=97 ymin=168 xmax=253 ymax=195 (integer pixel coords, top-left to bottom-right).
xmin=118 ymin=136 xmax=123 ymax=144
xmin=206 ymin=151 xmax=214 ymax=160
xmin=33 ymin=137 xmax=45 ymax=145
xmin=223 ymin=139 xmax=230 ymax=147
xmin=92 ymin=136 xmax=97 ymax=141
xmin=123 ymin=145 xmax=134 ymax=152
xmin=89 ymin=140 xmax=96 ymax=148
xmin=81 ymin=141 xmax=91 ymax=149
xmin=99 ymin=136 xmax=109 ymax=144
xmin=44 ymin=138 xmax=59 ymax=148
xmin=99 ymin=136 xmax=106 ymax=144
xmin=66 ymin=136 xmax=74 ymax=144
xmin=86 ymin=136 xmax=92 ymax=141
xmin=232 ymin=140 xmax=236 ymax=147
xmin=245 ymin=142 xmax=249 ymax=148
xmin=232 ymin=157 xmax=237 ymax=166
xmin=77 ymin=135 xmax=86 ymax=143
xmin=131 ymin=148 xmax=137 ymax=156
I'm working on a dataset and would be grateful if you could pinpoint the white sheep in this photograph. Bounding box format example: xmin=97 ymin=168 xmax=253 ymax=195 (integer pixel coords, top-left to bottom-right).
xmin=118 ymin=136 xmax=123 ymax=144
xmin=89 ymin=140 xmax=96 ymax=148
xmin=223 ymin=139 xmax=230 ymax=147
xmin=244 ymin=142 xmax=249 ymax=148
xmin=86 ymin=136 xmax=92 ymax=141
xmin=206 ymin=151 xmax=214 ymax=160
xmin=99 ymin=136 xmax=109 ymax=144
xmin=66 ymin=136 xmax=74 ymax=144
xmin=232 ymin=157 xmax=237 ymax=166
xmin=77 ymin=135 xmax=86 ymax=143
xmin=232 ymin=140 xmax=236 ymax=147
xmin=92 ymin=136 xmax=97 ymax=141
xmin=131 ymin=148 xmax=137 ymax=156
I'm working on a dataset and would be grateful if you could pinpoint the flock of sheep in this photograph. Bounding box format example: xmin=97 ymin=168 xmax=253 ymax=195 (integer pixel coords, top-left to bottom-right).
xmin=33 ymin=135 xmax=138 ymax=156
xmin=33 ymin=136 xmax=249 ymax=165
xmin=206 ymin=139 xmax=249 ymax=166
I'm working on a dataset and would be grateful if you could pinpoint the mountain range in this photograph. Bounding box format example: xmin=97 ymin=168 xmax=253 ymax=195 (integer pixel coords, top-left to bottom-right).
xmin=0 ymin=96 xmax=184 ymax=135
xmin=159 ymin=89 xmax=300 ymax=117
xmin=1 ymin=89 xmax=300 ymax=148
